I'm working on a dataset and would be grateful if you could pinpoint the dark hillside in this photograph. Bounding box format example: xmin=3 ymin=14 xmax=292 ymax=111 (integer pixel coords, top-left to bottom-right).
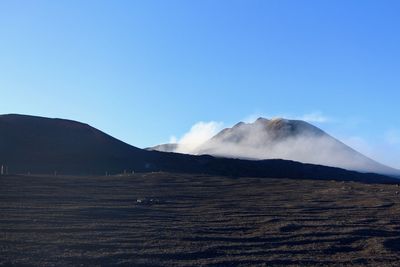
xmin=0 ymin=114 xmax=397 ymax=183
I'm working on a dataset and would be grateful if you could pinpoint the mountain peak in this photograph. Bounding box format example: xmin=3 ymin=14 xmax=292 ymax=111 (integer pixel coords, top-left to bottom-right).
xmin=233 ymin=121 xmax=246 ymax=128
xmin=173 ymin=118 xmax=398 ymax=175
xmin=255 ymin=117 xmax=270 ymax=123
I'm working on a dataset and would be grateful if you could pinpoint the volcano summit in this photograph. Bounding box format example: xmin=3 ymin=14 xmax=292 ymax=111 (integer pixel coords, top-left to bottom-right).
xmin=150 ymin=117 xmax=399 ymax=176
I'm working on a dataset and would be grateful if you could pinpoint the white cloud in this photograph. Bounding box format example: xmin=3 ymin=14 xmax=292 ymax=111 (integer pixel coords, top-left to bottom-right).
xmin=174 ymin=121 xmax=224 ymax=153
xmin=168 ymin=135 xmax=178 ymax=144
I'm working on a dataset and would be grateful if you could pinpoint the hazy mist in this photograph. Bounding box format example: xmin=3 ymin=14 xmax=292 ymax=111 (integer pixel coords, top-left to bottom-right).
xmin=164 ymin=118 xmax=399 ymax=175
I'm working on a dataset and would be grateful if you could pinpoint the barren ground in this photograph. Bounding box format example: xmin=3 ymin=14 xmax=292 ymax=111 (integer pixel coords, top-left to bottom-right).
xmin=1 ymin=173 xmax=400 ymax=266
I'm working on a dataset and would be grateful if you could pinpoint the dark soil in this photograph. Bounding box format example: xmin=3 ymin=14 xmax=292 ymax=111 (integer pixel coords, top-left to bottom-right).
xmin=1 ymin=173 xmax=400 ymax=266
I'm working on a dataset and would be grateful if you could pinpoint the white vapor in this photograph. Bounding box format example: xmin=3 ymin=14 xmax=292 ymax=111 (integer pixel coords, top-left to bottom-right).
xmin=192 ymin=120 xmax=396 ymax=174
xmin=156 ymin=115 xmax=400 ymax=175
xmin=344 ymin=134 xmax=400 ymax=170
xmin=174 ymin=121 xmax=224 ymax=153
xmin=168 ymin=136 xmax=178 ymax=144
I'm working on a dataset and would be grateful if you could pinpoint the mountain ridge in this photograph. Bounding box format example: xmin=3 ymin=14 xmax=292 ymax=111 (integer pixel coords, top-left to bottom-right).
xmin=0 ymin=114 xmax=398 ymax=183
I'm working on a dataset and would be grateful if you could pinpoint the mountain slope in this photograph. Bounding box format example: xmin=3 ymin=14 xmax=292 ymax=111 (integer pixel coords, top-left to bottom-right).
xmin=0 ymin=114 xmax=397 ymax=183
xmin=0 ymin=114 xmax=151 ymax=174
xmin=151 ymin=118 xmax=399 ymax=175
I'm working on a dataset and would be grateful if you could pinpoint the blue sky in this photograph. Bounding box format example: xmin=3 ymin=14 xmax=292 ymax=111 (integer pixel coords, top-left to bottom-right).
xmin=1 ymin=0 xmax=399 ymax=168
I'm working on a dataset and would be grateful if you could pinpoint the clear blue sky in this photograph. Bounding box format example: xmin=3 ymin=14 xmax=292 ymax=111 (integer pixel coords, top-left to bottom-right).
xmin=1 ymin=0 xmax=399 ymax=167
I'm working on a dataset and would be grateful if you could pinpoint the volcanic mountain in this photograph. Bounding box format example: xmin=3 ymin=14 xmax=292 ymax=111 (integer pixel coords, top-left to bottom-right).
xmin=150 ymin=117 xmax=399 ymax=176
xmin=0 ymin=114 xmax=397 ymax=183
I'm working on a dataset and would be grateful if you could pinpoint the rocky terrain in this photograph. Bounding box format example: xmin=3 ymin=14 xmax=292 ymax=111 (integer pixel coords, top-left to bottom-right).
xmin=1 ymin=173 xmax=400 ymax=266
xmin=1 ymin=114 xmax=400 ymax=266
